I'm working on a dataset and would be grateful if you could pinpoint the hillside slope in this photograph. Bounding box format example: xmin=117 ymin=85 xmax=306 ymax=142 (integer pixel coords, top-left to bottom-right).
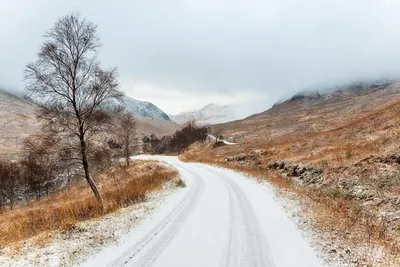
xmin=0 ymin=90 xmax=39 ymax=159
xmin=220 ymin=81 xmax=398 ymax=145
xmin=0 ymin=90 xmax=178 ymax=158
xmin=183 ymin=81 xmax=400 ymax=266
xmin=122 ymin=96 xmax=172 ymax=122
xmin=121 ymin=96 xmax=179 ymax=137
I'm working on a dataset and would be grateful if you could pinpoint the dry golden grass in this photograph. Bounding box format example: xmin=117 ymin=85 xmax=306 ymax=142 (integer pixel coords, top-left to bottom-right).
xmin=181 ymin=140 xmax=400 ymax=266
xmin=182 ymin=152 xmax=400 ymax=265
xmin=183 ymin=86 xmax=400 ymax=265
xmin=0 ymin=160 xmax=178 ymax=247
xmin=178 ymin=86 xmax=400 ymax=265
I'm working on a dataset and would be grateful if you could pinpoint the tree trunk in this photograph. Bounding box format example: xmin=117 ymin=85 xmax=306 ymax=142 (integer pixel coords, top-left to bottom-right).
xmin=125 ymin=153 xmax=130 ymax=166
xmin=125 ymin=139 xmax=130 ymax=166
xmin=79 ymin=134 xmax=104 ymax=208
xmin=24 ymin=184 xmax=29 ymax=203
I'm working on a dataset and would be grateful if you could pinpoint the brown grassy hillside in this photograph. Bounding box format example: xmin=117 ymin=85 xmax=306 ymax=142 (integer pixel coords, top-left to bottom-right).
xmin=182 ymin=82 xmax=400 ymax=266
xmin=0 ymin=160 xmax=179 ymax=247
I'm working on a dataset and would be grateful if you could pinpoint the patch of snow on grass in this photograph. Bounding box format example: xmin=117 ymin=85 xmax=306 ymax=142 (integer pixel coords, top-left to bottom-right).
xmin=0 ymin=181 xmax=179 ymax=267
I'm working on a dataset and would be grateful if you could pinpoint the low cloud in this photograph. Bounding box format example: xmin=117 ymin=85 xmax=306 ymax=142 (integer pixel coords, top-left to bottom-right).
xmin=1 ymin=0 xmax=400 ymax=113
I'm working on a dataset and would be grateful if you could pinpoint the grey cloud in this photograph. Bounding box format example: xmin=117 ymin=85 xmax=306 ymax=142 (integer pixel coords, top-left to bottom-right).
xmin=1 ymin=0 xmax=400 ymax=112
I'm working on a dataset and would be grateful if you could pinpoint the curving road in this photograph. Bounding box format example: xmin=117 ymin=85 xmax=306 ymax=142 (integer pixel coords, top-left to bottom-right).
xmin=83 ymin=156 xmax=322 ymax=267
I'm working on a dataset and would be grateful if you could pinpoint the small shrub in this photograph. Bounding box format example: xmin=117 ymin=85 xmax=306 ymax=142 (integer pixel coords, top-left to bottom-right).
xmin=345 ymin=150 xmax=353 ymax=159
xmin=324 ymin=187 xmax=344 ymax=199
xmin=175 ymin=179 xmax=186 ymax=188
xmin=376 ymin=171 xmax=400 ymax=190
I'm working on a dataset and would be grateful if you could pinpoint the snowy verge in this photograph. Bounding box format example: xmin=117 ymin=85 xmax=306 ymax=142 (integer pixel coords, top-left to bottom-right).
xmin=207 ymin=134 xmax=237 ymax=145
xmin=0 ymin=181 xmax=181 ymax=267
xmin=198 ymin=163 xmax=375 ymax=267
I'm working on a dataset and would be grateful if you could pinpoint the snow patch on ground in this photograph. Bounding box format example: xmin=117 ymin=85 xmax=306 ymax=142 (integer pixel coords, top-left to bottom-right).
xmin=207 ymin=134 xmax=237 ymax=145
xmin=0 ymin=181 xmax=179 ymax=267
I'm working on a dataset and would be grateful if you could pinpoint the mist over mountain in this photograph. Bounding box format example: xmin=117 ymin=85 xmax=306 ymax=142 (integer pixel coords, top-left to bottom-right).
xmin=272 ymin=78 xmax=396 ymax=107
xmin=4 ymin=1 xmax=400 ymax=114
xmin=171 ymin=102 xmax=266 ymax=126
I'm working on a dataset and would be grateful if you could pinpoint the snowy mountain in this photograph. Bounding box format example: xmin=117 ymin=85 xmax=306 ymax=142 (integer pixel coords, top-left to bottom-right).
xmin=119 ymin=96 xmax=179 ymax=136
xmin=122 ymin=96 xmax=171 ymax=121
xmin=171 ymin=103 xmax=245 ymax=125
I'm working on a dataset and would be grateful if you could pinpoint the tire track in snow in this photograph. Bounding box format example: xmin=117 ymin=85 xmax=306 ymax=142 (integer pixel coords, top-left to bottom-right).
xmin=108 ymin=165 xmax=204 ymax=267
xmin=194 ymin=164 xmax=275 ymax=267
xmin=84 ymin=157 xmax=322 ymax=267
xmin=222 ymin=175 xmax=275 ymax=267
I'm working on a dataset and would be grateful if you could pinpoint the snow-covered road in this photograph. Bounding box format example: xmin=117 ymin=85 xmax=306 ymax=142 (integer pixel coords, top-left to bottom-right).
xmin=207 ymin=134 xmax=237 ymax=145
xmin=83 ymin=156 xmax=322 ymax=267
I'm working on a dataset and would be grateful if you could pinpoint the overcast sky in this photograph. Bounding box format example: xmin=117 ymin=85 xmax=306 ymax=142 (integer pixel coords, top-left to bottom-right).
xmin=1 ymin=0 xmax=400 ymax=114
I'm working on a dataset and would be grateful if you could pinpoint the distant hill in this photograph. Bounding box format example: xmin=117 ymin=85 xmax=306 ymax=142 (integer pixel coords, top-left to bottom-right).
xmin=122 ymin=96 xmax=172 ymax=121
xmin=171 ymin=103 xmax=259 ymax=126
xmin=0 ymin=89 xmax=39 ymax=159
xmin=215 ymin=80 xmax=399 ymax=144
xmin=0 ymin=89 xmax=178 ymax=158
xmin=118 ymin=95 xmax=179 ymax=137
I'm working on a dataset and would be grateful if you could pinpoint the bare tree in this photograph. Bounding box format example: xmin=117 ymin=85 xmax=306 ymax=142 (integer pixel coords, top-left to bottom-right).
xmin=21 ymin=155 xmax=48 ymax=201
xmin=0 ymin=161 xmax=20 ymax=210
xmin=115 ymin=113 xmax=137 ymax=165
xmin=24 ymin=13 xmax=122 ymax=207
xmin=22 ymin=133 xmax=62 ymax=200
xmin=142 ymin=136 xmax=151 ymax=154
xmin=142 ymin=120 xmax=208 ymax=154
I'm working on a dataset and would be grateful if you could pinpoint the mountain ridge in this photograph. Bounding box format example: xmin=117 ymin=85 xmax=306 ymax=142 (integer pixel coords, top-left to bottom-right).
xmin=122 ymin=96 xmax=172 ymax=121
